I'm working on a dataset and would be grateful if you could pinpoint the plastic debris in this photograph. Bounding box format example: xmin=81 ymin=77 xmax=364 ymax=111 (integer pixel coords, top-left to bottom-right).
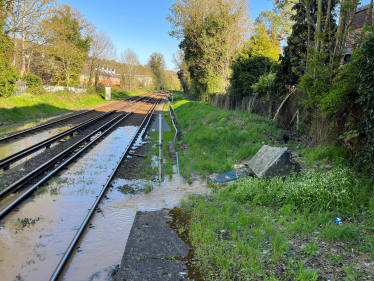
xmin=335 ymin=217 xmax=343 ymax=225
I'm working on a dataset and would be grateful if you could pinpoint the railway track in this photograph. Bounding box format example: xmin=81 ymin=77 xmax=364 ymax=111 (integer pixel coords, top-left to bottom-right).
xmin=0 ymin=93 xmax=167 ymax=281
xmin=0 ymin=95 xmax=150 ymax=171
xmin=0 ymin=94 xmax=145 ymax=144
xmin=0 ymin=94 xmax=159 ymax=203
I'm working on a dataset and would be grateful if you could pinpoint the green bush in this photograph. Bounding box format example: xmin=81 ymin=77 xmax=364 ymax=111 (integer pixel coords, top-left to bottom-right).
xmin=251 ymin=72 xmax=276 ymax=96
xmin=96 ymin=82 xmax=105 ymax=93
xmin=0 ymin=36 xmax=19 ymax=97
xmin=23 ymin=73 xmax=42 ymax=88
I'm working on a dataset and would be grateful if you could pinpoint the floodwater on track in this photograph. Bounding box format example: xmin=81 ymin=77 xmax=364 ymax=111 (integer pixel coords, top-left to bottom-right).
xmin=0 ymin=125 xmax=75 ymax=171
xmin=61 ymin=176 xmax=210 ymax=281
xmin=0 ymin=122 xmax=210 ymax=281
xmin=0 ymin=125 xmax=139 ymax=281
xmin=0 ymin=112 xmax=74 ymax=137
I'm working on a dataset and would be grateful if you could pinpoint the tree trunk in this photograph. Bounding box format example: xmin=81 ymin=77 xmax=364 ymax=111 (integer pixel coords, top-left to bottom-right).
xmin=315 ymin=0 xmax=322 ymax=52
xmin=20 ymin=0 xmax=26 ymax=76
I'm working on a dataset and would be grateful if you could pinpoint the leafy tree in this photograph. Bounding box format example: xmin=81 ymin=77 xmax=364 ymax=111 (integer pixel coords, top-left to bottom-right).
xmin=356 ymin=35 xmax=374 ymax=178
xmin=148 ymin=52 xmax=166 ymax=90
xmin=167 ymin=0 xmax=251 ymax=98
xmin=0 ymin=0 xmax=19 ymax=97
xmin=229 ymin=23 xmax=280 ymax=100
xmin=42 ymin=4 xmax=91 ymax=87
xmin=271 ymin=0 xmax=337 ymax=97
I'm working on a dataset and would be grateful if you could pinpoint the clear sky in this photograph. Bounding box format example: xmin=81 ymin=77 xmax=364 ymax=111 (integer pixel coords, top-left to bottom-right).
xmin=64 ymin=0 xmax=275 ymax=70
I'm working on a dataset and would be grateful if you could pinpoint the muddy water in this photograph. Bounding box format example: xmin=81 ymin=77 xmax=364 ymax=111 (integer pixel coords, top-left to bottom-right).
xmin=0 ymin=125 xmax=74 ymax=170
xmin=61 ymin=177 xmax=210 ymax=281
xmin=0 ymin=125 xmax=139 ymax=281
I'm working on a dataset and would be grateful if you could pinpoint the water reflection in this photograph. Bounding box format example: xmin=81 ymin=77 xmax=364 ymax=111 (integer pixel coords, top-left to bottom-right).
xmin=0 ymin=112 xmax=74 ymax=137
xmin=0 ymin=125 xmax=74 ymax=170
xmin=0 ymin=126 xmax=138 ymax=281
xmin=61 ymin=176 xmax=210 ymax=281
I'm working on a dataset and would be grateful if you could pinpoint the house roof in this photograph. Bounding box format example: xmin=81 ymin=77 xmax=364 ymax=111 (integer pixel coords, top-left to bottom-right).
xmin=352 ymin=4 xmax=373 ymax=28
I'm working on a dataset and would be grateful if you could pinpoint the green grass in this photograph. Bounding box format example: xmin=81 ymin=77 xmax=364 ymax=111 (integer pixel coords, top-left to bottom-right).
xmin=169 ymin=92 xmax=374 ymax=280
xmin=301 ymin=144 xmax=350 ymax=166
xmin=0 ymin=89 xmax=152 ymax=125
xmin=170 ymin=92 xmax=285 ymax=178
xmin=179 ymin=170 xmax=374 ymax=280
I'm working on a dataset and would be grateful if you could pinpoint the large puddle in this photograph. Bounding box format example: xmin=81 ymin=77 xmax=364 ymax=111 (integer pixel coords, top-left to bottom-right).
xmin=0 ymin=125 xmax=75 ymax=170
xmin=61 ymin=177 xmax=209 ymax=281
xmin=0 ymin=123 xmax=210 ymax=281
xmin=0 ymin=125 xmax=139 ymax=280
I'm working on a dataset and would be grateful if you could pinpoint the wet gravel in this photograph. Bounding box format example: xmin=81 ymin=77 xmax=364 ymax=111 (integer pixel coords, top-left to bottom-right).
xmin=114 ymin=100 xmax=167 ymax=181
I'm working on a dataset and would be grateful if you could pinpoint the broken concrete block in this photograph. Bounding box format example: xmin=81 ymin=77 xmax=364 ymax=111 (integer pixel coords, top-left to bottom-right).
xmin=247 ymin=145 xmax=300 ymax=178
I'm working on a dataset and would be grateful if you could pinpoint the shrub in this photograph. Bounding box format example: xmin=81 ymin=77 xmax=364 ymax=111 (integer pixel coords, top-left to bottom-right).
xmin=251 ymin=72 xmax=276 ymax=97
xmin=96 ymin=82 xmax=105 ymax=93
xmin=23 ymin=73 xmax=42 ymax=88
xmin=0 ymin=41 xmax=19 ymax=97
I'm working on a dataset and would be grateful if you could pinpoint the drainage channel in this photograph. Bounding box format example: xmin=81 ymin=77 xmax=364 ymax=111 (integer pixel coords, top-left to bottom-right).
xmin=0 ymin=97 xmax=160 ymax=281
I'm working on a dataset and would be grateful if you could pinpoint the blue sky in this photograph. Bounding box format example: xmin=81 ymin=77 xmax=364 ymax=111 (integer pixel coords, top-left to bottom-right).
xmin=64 ymin=0 xmax=274 ymax=70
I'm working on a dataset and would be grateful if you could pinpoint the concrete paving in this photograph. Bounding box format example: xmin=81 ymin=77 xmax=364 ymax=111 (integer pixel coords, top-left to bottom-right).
xmin=116 ymin=210 xmax=192 ymax=281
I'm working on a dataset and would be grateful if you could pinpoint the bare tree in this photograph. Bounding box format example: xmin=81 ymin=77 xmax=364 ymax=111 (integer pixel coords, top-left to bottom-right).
xmin=5 ymin=0 xmax=55 ymax=75
xmin=120 ymin=48 xmax=140 ymax=90
xmin=88 ymin=29 xmax=117 ymax=86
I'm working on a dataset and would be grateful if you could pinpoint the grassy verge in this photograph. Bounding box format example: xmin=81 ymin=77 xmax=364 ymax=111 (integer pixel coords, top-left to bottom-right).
xmin=170 ymin=92 xmax=285 ymax=178
xmin=0 ymin=89 xmax=152 ymax=125
xmin=170 ymin=92 xmax=374 ymax=280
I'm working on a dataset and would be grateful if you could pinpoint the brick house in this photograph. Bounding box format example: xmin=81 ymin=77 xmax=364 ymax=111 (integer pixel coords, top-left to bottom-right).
xmin=80 ymin=65 xmax=121 ymax=87
xmin=346 ymin=4 xmax=373 ymax=49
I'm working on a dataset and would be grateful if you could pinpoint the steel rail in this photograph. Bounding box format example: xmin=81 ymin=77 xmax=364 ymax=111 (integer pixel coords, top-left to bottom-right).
xmin=0 ymin=110 xmax=116 ymax=170
xmin=0 ymin=95 xmax=148 ymax=171
xmin=49 ymin=98 xmax=161 ymax=281
xmin=0 ymin=94 xmax=142 ymax=143
xmin=0 ymin=96 xmax=157 ymax=203
xmin=0 ymin=110 xmax=94 ymax=143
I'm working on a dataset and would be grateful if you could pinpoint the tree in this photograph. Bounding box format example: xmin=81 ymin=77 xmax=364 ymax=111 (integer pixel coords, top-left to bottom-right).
xmin=88 ymin=29 xmax=116 ymax=87
xmin=167 ymin=0 xmax=252 ymax=98
xmin=148 ymin=52 xmax=166 ymax=90
xmin=0 ymin=0 xmax=19 ymax=96
xmin=120 ymin=48 xmax=140 ymax=90
xmin=42 ymin=4 xmax=92 ymax=86
xmin=229 ymin=23 xmax=280 ymax=100
xmin=5 ymin=0 xmax=55 ymax=75
xmin=271 ymin=0 xmax=337 ymax=97
xmin=255 ymin=0 xmax=296 ymax=45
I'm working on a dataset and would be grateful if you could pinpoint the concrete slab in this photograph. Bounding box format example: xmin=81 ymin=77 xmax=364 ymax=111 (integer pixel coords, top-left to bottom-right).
xmin=150 ymin=115 xmax=171 ymax=132
xmin=116 ymin=210 xmax=191 ymax=281
xmin=247 ymin=145 xmax=300 ymax=178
